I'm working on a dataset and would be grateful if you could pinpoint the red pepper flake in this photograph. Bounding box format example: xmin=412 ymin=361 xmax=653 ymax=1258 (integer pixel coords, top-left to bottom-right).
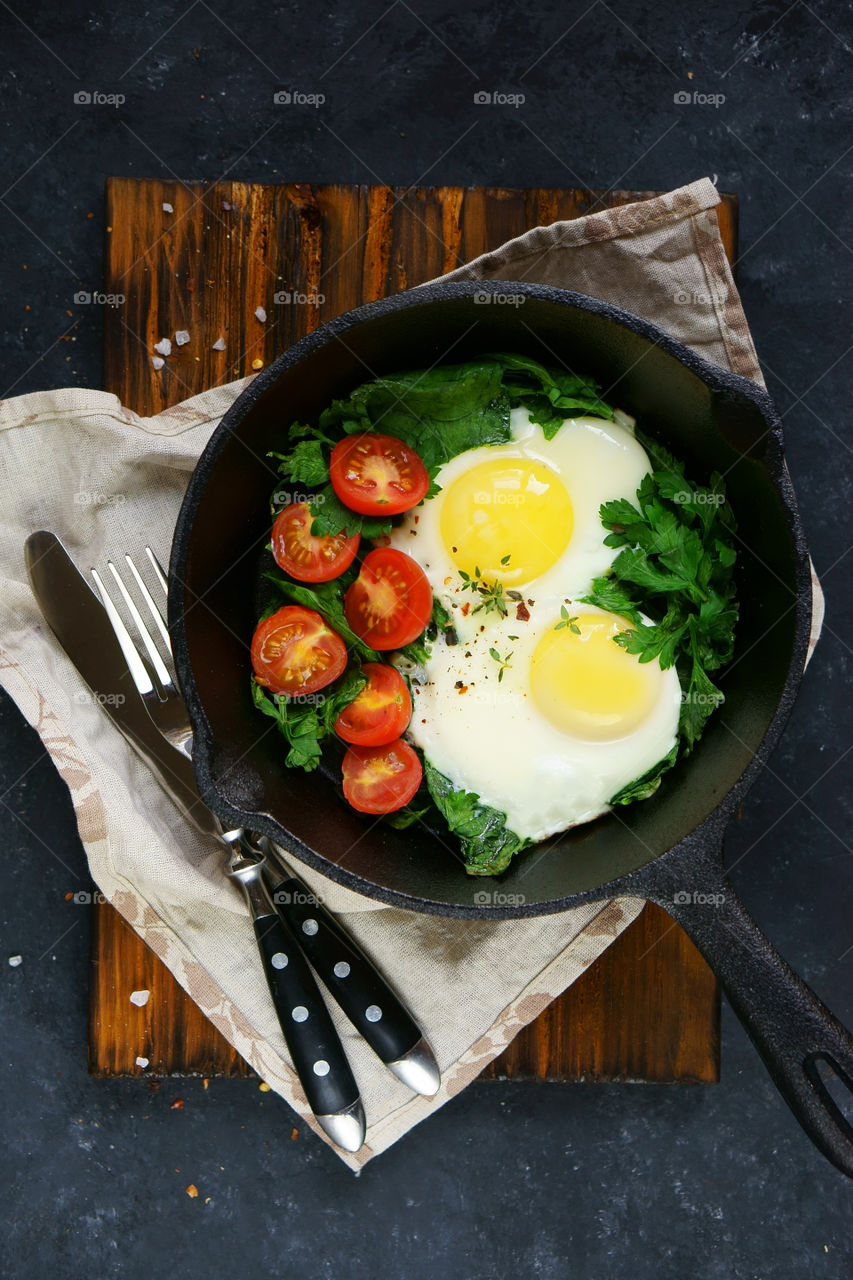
xmin=290 ymin=1127 xmax=299 ymax=1141
xmin=457 ymin=684 xmax=468 ymax=694
xmin=515 ymin=601 xmax=530 ymax=622
xmin=64 ymin=891 xmax=73 ymax=901
xmin=461 ymin=601 xmax=470 ymax=616
xmin=170 ymin=1098 xmax=185 ymax=1110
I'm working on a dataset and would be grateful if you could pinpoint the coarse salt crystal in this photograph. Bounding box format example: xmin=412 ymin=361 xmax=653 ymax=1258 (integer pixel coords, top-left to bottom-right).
xmin=151 ymin=356 xmax=165 ymax=370
xmin=136 ymin=1056 xmax=149 ymax=1068
xmin=154 ymin=338 xmax=171 ymax=357
xmin=254 ymin=306 xmax=267 ymax=323
xmin=130 ymin=989 xmax=150 ymax=1007
xmin=211 ymin=337 xmax=226 ymax=351
xmin=162 ymin=202 xmax=174 ymax=213
xmin=175 ymin=330 xmax=190 ymax=346
xmin=8 ymin=955 xmax=22 ymax=967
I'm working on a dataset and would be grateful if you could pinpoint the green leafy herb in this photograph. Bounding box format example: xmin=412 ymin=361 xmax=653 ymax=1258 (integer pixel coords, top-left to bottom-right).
xmin=487 ymin=353 xmax=615 ymax=438
xmin=307 ymin=485 xmax=393 ymax=540
xmin=268 ymin=439 xmax=329 ymax=488
xmin=383 ymin=805 xmax=431 ymax=830
xmin=554 ymin=605 xmax=581 ymax=634
xmin=423 ymin=760 xmax=532 ymax=876
xmin=397 ymin=595 xmax=457 ymax=665
xmin=581 ymin=432 xmax=739 ymax=797
xmin=459 ymin=565 xmax=509 ymax=618
xmin=317 ymin=361 xmax=513 ymax=476
xmin=264 ymin=569 xmax=381 ymax=663
xmin=488 ymin=647 xmax=513 ymax=682
xmin=250 ymin=665 xmax=366 ymax=772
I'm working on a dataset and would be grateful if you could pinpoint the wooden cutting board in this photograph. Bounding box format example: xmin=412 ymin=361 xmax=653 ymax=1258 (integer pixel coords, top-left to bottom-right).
xmin=91 ymin=179 xmax=731 ymax=1082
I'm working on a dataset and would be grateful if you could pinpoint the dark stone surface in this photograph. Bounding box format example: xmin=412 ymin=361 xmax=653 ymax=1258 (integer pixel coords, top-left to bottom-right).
xmin=1 ymin=0 xmax=852 ymax=1274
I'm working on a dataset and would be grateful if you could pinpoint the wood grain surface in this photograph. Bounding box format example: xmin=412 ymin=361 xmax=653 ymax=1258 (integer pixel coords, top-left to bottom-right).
xmin=92 ymin=179 xmax=732 ymax=1083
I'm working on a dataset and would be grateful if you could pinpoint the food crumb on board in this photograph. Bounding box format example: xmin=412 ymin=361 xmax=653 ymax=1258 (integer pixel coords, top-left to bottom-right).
xmin=171 ymin=1098 xmax=185 ymax=1110
xmin=151 ymin=356 xmax=165 ymax=370
xmin=135 ymin=1056 xmax=149 ymax=1068
xmin=8 ymin=955 xmax=22 ymax=967
xmin=251 ymin=358 xmax=263 ymax=370
xmin=185 ymin=1184 xmax=198 ymax=1198
xmin=175 ymin=330 xmax=190 ymax=346
xmin=290 ymin=1127 xmax=299 ymax=1141
xmin=258 ymin=1082 xmax=271 ymax=1092
xmin=154 ymin=338 xmax=171 ymax=357
xmin=211 ymin=337 xmax=226 ymax=351
xmin=129 ymin=989 xmax=150 ymax=1007
xmin=254 ymin=306 xmax=267 ymax=323
xmin=162 ymin=202 xmax=174 ymax=213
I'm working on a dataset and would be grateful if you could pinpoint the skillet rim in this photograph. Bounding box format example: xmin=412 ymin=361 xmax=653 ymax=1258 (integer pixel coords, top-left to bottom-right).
xmin=169 ymin=280 xmax=813 ymax=918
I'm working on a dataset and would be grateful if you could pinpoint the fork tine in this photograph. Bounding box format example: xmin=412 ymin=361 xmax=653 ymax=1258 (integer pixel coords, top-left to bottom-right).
xmin=106 ymin=560 xmax=172 ymax=689
xmin=91 ymin=568 xmax=156 ymax=697
xmin=145 ymin=546 xmax=168 ymax=597
xmin=125 ymin=553 xmax=170 ymax=651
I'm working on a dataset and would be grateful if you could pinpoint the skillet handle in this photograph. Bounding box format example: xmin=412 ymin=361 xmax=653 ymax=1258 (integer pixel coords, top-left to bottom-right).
xmin=644 ymin=852 xmax=853 ymax=1178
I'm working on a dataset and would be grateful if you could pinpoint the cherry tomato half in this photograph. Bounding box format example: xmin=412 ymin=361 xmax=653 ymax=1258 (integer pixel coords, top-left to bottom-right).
xmin=334 ymin=662 xmax=413 ymax=747
xmin=271 ymin=502 xmax=360 ymax=583
xmin=342 ymin=739 xmax=423 ymax=814
xmin=251 ymin=605 xmax=347 ymax=697
xmin=343 ymin=548 xmax=432 ymax=650
xmin=329 ymin=433 xmax=430 ymax=516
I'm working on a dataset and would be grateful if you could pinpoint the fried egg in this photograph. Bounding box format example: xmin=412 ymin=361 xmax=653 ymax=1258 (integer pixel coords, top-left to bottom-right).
xmin=390 ymin=409 xmax=682 ymax=842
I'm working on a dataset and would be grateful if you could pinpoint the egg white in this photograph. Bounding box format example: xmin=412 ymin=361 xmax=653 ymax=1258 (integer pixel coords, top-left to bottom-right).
xmin=389 ymin=408 xmax=654 ymax=602
xmin=397 ymin=600 xmax=681 ymax=843
xmin=390 ymin=410 xmax=682 ymax=843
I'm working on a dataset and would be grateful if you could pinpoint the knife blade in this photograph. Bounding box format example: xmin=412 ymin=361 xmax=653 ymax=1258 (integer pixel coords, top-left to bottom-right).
xmin=24 ymin=530 xmax=218 ymax=839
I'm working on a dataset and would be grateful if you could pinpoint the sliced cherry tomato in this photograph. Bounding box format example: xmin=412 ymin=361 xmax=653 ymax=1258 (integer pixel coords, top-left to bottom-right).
xmin=341 ymin=739 xmax=423 ymax=814
xmin=271 ymin=502 xmax=360 ymax=583
xmin=251 ymin=605 xmax=346 ymax=697
xmin=344 ymin=548 xmax=432 ymax=650
xmin=334 ymin=662 xmax=413 ymax=747
xmin=329 ymin=433 xmax=430 ymax=516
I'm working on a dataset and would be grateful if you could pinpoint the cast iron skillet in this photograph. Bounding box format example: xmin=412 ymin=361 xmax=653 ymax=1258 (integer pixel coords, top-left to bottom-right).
xmin=170 ymin=281 xmax=853 ymax=1175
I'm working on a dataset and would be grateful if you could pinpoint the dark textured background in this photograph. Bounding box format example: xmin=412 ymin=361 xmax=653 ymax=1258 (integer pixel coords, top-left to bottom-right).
xmin=2 ymin=1 xmax=852 ymax=1275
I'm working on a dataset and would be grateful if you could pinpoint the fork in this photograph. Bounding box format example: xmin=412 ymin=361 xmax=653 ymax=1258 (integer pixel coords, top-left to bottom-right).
xmin=92 ymin=550 xmax=441 ymax=1133
xmin=91 ymin=551 xmax=367 ymax=1152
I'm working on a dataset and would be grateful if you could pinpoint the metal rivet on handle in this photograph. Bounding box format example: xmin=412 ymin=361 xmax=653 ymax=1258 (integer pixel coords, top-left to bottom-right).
xmin=271 ymin=952 xmax=288 ymax=969
xmin=302 ymin=919 xmax=319 ymax=936
xmin=333 ymin=961 xmax=351 ymax=978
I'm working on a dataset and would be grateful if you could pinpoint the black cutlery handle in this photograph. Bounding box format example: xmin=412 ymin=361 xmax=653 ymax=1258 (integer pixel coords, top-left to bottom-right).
xmin=267 ymin=875 xmax=422 ymax=1064
xmin=253 ymin=910 xmax=360 ymax=1119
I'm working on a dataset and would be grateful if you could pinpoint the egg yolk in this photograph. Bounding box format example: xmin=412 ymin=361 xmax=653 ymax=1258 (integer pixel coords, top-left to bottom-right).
xmin=531 ymin=611 xmax=663 ymax=741
xmin=439 ymin=458 xmax=573 ymax=586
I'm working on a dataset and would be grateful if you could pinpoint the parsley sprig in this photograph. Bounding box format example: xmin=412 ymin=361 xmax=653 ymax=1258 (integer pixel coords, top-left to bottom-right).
xmin=581 ymin=433 xmax=738 ymax=803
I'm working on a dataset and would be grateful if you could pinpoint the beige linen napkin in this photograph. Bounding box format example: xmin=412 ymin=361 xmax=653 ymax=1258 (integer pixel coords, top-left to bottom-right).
xmin=0 ymin=178 xmax=821 ymax=1171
